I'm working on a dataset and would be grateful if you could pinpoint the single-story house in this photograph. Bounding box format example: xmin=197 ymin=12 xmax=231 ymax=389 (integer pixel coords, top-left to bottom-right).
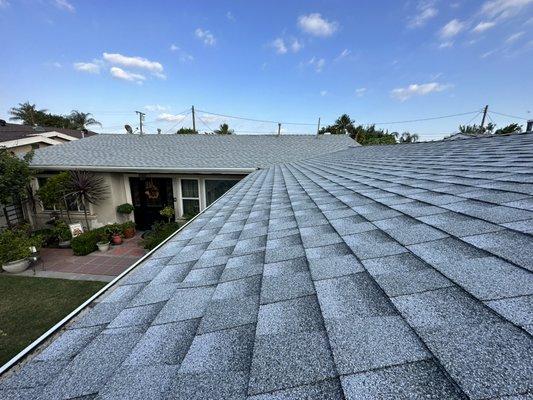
xmin=28 ymin=133 xmax=356 ymax=230
xmin=0 ymin=120 xmax=96 ymax=155
xmin=1 ymin=132 xmax=532 ymax=399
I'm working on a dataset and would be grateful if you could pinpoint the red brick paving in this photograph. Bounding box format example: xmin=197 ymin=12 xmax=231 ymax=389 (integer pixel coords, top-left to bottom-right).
xmin=37 ymin=233 xmax=147 ymax=277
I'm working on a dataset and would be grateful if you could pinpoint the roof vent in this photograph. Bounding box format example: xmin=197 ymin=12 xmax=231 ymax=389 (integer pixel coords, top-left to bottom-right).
xmin=0 ymin=119 xmax=6 ymax=127
xmin=527 ymin=120 xmax=533 ymax=132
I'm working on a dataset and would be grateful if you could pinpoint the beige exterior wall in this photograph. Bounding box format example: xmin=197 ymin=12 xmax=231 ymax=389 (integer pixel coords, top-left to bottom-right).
xmin=32 ymin=171 xmax=246 ymax=229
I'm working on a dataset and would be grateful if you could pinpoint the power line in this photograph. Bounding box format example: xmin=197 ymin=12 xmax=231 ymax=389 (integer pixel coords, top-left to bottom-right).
xmin=196 ymin=109 xmax=317 ymax=126
xmin=366 ymin=110 xmax=482 ymax=125
xmin=490 ymin=110 xmax=531 ymax=121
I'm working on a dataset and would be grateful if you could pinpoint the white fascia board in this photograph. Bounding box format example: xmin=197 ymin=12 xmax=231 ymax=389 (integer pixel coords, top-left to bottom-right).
xmin=30 ymin=164 xmax=257 ymax=174
xmin=29 ymin=132 xmax=79 ymax=141
xmin=0 ymin=136 xmax=63 ymax=149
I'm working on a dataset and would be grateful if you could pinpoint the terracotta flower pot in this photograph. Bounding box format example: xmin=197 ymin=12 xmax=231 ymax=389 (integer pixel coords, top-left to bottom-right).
xmin=123 ymin=227 xmax=135 ymax=239
xmin=112 ymin=234 xmax=123 ymax=245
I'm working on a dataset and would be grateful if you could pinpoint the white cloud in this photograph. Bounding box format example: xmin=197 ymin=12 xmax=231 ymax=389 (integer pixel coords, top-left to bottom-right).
xmin=472 ymin=21 xmax=496 ymax=32
xmin=291 ymin=38 xmax=303 ymax=52
xmin=54 ymin=0 xmax=74 ymax=12
xmin=103 ymin=52 xmax=164 ymax=74
xmin=156 ymin=113 xmax=187 ymax=122
xmin=320 ymin=90 xmax=328 ymax=96
xmin=226 ymin=11 xmax=235 ymax=21
xmin=506 ymin=31 xmax=525 ymax=42
xmin=271 ymin=37 xmax=302 ymax=54
xmin=271 ymin=38 xmax=288 ymax=54
xmin=391 ymin=82 xmax=451 ymax=101
xmin=195 ymin=28 xmax=216 ymax=46
xmin=355 ymin=88 xmax=367 ymax=97
xmin=308 ymin=57 xmax=325 ymax=72
xmin=297 ymin=13 xmax=338 ymax=37
xmin=408 ymin=2 xmax=439 ymax=28
xmin=74 ymin=61 xmax=101 ymax=74
xmin=145 ymin=105 xmax=169 ymax=112
xmin=439 ymin=19 xmax=466 ymax=38
xmin=335 ymin=48 xmax=351 ymax=61
xmin=169 ymin=44 xmax=194 ymax=62
xmin=481 ymin=0 xmax=533 ymax=20
xmin=109 ymin=67 xmax=145 ymax=83
xmin=170 ymin=44 xmax=179 ymax=51
xmin=0 ymin=0 xmax=10 ymax=9
xmin=439 ymin=41 xmax=454 ymax=48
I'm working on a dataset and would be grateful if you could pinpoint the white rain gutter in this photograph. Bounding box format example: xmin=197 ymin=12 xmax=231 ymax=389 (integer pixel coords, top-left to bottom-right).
xmin=0 ymin=173 xmax=254 ymax=376
xmin=30 ymin=165 xmax=258 ymax=174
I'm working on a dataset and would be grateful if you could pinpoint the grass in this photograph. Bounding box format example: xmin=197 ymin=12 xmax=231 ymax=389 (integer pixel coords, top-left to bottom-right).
xmin=0 ymin=274 xmax=106 ymax=366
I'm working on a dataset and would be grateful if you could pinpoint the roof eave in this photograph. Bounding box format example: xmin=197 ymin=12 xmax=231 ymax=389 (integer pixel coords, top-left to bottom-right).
xmin=30 ymin=164 xmax=258 ymax=174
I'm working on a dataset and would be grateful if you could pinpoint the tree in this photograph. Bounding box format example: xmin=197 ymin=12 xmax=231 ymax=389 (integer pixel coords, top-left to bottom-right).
xmin=494 ymin=123 xmax=522 ymax=135
xmin=68 ymin=110 xmax=102 ymax=129
xmin=214 ymin=123 xmax=234 ymax=135
xmin=458 ymin=123 xmax=495 ymax=135
xmin=176 ymin=127 xmax=198 ymax=134
xmin=36 ymin=172 xmax=72 ymax=221
xmin=67 ymin=171 xmax=109 ymax=230
xmin=334 ymin=114 xmax=355 ymax=135
xmin=9 ymin=102 xmax=48 ymax=125
xmin=0 ymin=149 xmax=33 ymax=226
xmin=399 ymin=132 xmax=419 ymax=143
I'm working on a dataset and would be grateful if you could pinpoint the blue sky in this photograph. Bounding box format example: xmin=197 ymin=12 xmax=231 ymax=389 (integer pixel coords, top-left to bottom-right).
xmin=1 ymin=0 xmax=532 ymax=140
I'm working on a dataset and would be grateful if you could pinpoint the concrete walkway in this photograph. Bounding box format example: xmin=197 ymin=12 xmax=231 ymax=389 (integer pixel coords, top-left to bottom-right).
xmin=7 ymin=233 xmax=147 ymax=282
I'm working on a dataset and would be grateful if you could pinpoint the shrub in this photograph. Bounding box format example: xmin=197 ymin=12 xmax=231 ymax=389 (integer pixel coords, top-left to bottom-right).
xmin=142 ymin=221 xmax=181 ymax=250
xmin=116 ymin=203 xmax=134 ymax=214
xmin=122 ymin=221 xmax=135 ymax=230
xmin=70 ymin=225 xmax=107 ymax=256
xmin=51 ymin=220 xmax=72 ymax=242
xmin=159 ymin=206 xmax=175 ymax=222
xmin=0 ymin=229 xmax=35 ymax=264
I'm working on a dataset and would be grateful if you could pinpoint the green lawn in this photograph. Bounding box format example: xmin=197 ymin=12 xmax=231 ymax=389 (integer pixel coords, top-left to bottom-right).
xmin=0 ymin=274 xmax=106 ymax=366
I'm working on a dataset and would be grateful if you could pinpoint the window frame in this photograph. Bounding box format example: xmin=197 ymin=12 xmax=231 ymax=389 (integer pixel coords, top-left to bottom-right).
xmin=36 ymin=175 xmax=83 ymax=213
xmin=180 ymin=178 xmax=200 ymax=217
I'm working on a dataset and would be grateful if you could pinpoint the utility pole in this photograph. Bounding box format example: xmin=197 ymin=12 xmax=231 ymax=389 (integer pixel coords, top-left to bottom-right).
xmin=480 ymin=105 xmax=489 ymax=129
xmin=192 ymin=105 xmax=196 ymax=133
xmin=135 ymin=111 xmax=145 ymax=134
xmin=317 ymin=117 xmax=321 ymax=136
xmin=277 ymin=123 xmax=281 ymax=136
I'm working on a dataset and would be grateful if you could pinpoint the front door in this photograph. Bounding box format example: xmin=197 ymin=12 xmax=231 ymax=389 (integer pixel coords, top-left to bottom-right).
xmin=129 ymin=177 xmax=174 ymax=230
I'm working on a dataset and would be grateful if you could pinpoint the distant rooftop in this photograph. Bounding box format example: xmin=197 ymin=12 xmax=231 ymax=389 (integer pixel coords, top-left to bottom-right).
xmin=29 ymin=133 xmax=357 ymax=172
xmin=0 ymin=122 xmax=97 ymax=142
xmin=1 ymin=133 xmax=532 ymax=399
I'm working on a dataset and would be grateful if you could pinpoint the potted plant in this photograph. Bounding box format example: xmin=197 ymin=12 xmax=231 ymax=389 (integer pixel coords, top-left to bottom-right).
xmin=116 ymin=203 xmax=134 ymax=216
xmin=0 ymin=229 xmax=33 ymax=273
xmin=122 ymin=221 xmax=136 ymax=239
xmin=52 ymin=220 xmax=72 ymax=248
xmin=96 ymin=232 xmax=110 ymax=252
xmin=159 ymin=205 xmax=175 ymax=222
xmin=106 ymin=224 xmax=123 ymax=245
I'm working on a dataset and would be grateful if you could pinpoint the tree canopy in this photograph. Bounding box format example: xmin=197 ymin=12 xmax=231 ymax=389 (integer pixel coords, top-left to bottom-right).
xmin=458 ymin=122 xmax=522 ymax=136
xmin=0 ymin=148 xmax=33 ymax=205
xmin=214 ymin=123 xmax=234 ymax=135
xmin=319 ymin=114 xmax=401 ymax=145
xmin=176 ymin=127 xmax=198 ymax=134
xmin=9 ymin=102 xmax=100 ymax=130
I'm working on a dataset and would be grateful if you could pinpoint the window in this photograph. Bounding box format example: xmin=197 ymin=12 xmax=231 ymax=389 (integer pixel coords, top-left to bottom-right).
xmin=181 ymin=179 xmax=200 ymax=217
xmin=205 ymin=179 xmax=239 ymax=206
xmin=37 ymin=176 xmax=81 ymax=212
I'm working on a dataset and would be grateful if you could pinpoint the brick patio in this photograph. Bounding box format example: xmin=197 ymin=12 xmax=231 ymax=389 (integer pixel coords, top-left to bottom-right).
xmin=35 ymin=233 xmax=147 ymax=277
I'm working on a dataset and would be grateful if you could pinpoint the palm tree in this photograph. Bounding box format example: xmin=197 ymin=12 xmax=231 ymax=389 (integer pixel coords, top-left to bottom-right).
xmin=9 ymin=102 xmax=48 ymax=125
xmin=399 ymin=132 xmax=419 ymax=143
xmin=214 ymin=123 xmax=234 ymax=135
xmin=68 ymin=110 xmax=102 ymax=130
xmin=334 ymin=114 xmax=355 ymax=135
xmin=67 ymin=171 xmax=109 ymax=230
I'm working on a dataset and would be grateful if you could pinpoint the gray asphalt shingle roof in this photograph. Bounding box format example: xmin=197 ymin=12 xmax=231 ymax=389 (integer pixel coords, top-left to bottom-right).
xmin=29 ymin=134 xmax=356 ymax=171
xmin=2 ymin=133 xmax=532 ymax=399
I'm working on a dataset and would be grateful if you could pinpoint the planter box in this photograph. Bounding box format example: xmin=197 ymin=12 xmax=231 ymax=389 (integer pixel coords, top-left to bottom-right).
xmin=2 ymin=259 xmax=30 ymax=273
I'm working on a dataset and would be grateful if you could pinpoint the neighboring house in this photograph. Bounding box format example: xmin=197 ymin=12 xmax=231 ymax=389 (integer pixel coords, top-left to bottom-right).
xmin=29 ymin=134 xmax=356 ymax=229
xmin=2 ymin=132 xmax=532 ymax=398
xmin=0 ymin=120 xmax=96 ymax=155
xmin=443 ymin=132 xmax=494 ymax=140
xmin=0 ymin=121 xmax=96 ymax=228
